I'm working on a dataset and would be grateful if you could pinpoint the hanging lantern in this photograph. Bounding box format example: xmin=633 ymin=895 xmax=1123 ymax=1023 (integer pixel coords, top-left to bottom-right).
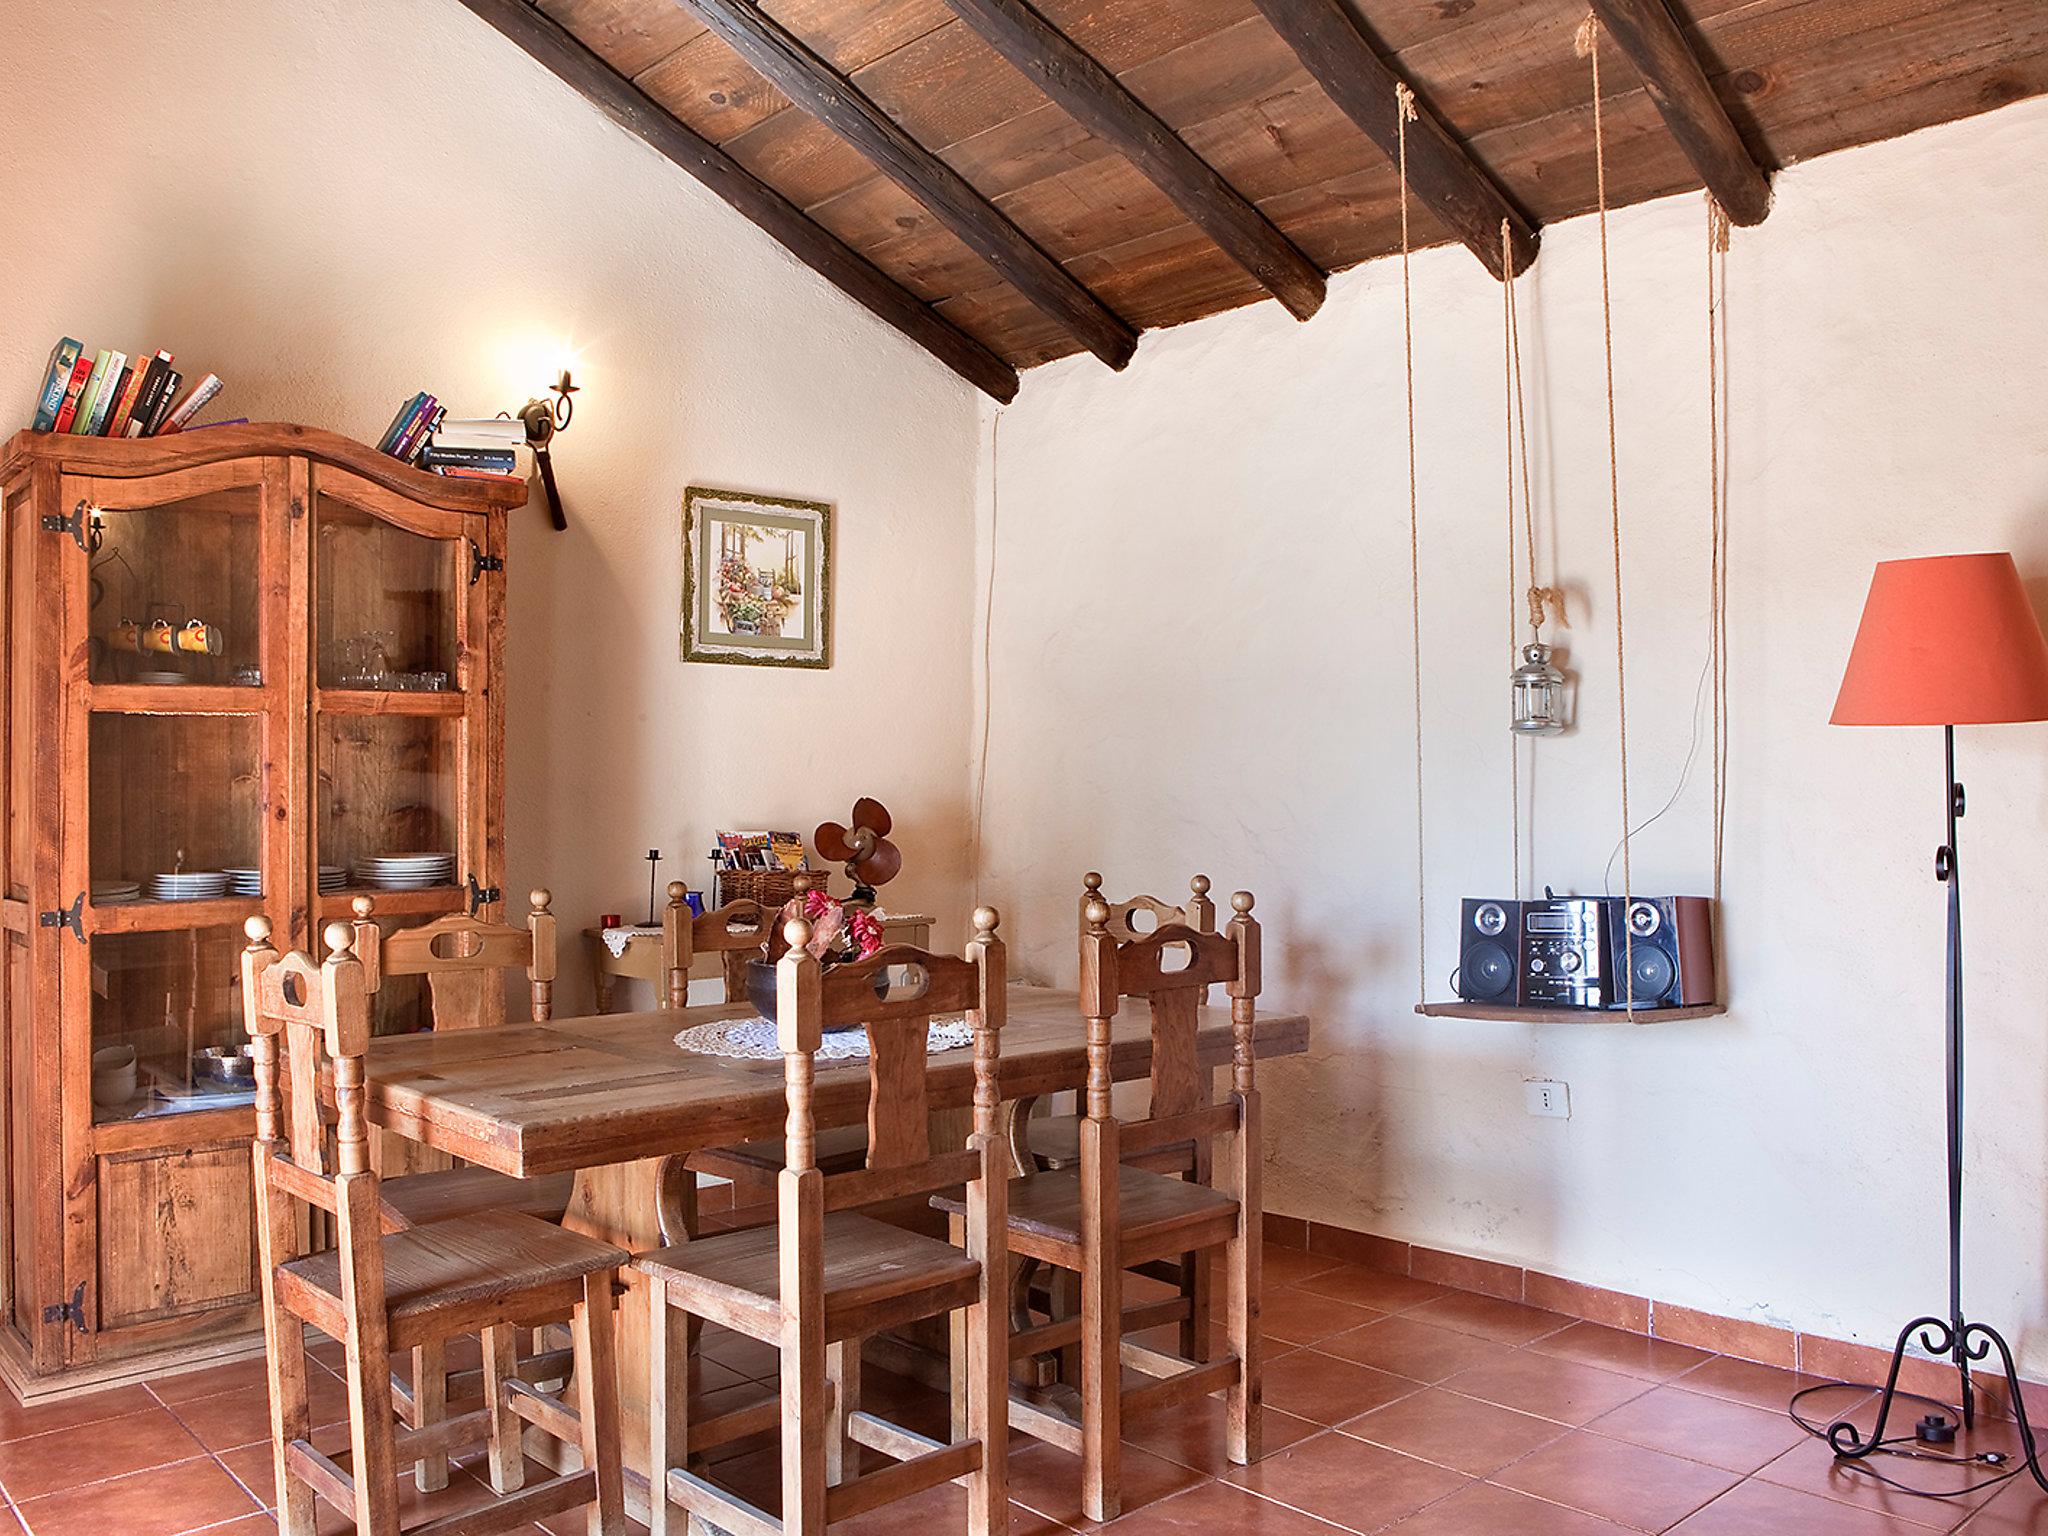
xmin=1511 ymin=642 xmax=1567 ymax=735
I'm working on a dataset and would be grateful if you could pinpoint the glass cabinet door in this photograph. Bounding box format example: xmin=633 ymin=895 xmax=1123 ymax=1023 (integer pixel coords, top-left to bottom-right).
xmin=310 ymin=468 xmax=490 ymax=1030
xmin=63 ymin=461 xmax=281 ymax=1123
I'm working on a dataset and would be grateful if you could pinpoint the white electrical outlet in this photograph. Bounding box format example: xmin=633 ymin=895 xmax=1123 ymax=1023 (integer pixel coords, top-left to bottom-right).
xmin=1524 ymin=1079 xmax=1570 ymax=1119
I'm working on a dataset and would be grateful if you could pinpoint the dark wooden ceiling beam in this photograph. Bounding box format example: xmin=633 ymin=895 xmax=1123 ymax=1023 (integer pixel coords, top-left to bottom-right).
xmin=1589 ymin=0 xmax=1772 ymax=225
xmin=454 ymin=0 xmax=1018 ymax=402
xmin=672 ymin=0 xmax=1138 ymax=370
xmin=1247 ymin=0 xmax=1538 ymax=280
xmin=936 ymin=0 xmax=1326 ymax=322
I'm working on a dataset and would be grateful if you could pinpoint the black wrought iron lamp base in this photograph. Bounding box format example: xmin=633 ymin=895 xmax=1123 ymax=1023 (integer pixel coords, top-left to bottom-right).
xmin=1825 ymin=1312 xmax=2048 ymax=1494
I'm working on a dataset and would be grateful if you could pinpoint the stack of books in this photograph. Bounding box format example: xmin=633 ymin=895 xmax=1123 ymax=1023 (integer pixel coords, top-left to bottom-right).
xmin=373 ymin=397 xmax=522 ymax=481
xmin=421 ymin=416 xmax=524 ymax=481
xmin=30 ymin=338 xmax=223 ymax=437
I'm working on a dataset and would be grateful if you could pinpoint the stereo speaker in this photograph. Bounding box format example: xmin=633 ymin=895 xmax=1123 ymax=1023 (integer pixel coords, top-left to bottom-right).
xmin=1455 ymin=898 xmax=1520 ymax=1003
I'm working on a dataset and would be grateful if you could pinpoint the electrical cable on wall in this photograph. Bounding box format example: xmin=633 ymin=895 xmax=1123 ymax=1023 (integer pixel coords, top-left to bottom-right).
xmin=970 ymin=406 xmax=1004 ymax=904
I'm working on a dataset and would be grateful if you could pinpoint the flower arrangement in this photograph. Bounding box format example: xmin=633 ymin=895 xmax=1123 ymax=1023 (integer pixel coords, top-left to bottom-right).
xmin=778 ymin=887 xmax=886 ymax=965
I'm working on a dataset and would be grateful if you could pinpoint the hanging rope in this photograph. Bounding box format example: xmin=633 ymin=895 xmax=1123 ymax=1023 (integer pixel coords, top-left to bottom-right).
xmin=1706 ymin=195 xmax=1729 ymax=905
xmin=1577 ymin=11 xmax=1634 ymax=1018
xmin=1398 ymin=79 xmax=1427 ymax=1004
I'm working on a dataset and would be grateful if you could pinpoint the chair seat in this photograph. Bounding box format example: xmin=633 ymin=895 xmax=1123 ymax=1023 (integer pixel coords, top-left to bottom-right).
xmin=278 ymin=1208 xmax=626 ymax=1350
xmin=1028 ymin=1114 xmax=1197 ymax=1175
xmin=686 ymin=1124 xmax=869 ymax=1190
xmin=638 ymin=1211 xmax=980 ymax=1344
xmin=939 ymin=1166 xmax=1238 ymax=1267
xmin=380 ymin=1166 xmax=577 ymax=1229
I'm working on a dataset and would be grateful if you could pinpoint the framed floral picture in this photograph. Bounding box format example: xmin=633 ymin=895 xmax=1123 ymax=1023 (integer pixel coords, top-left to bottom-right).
xmin=681 ymin=485 xmax=832 ymax=668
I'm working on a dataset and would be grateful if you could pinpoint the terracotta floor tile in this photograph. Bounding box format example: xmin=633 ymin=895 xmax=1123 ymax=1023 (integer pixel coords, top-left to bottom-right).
xmin=1123 ymin=1392 xmax=1321 ymax=1476
xmin=1297 ymin=1269 xmax=1450 ymax=1315
xmin=1265 ymin=1248 xmax=1348 ymax=1288
xmin=144 ymin=1356 xmax=274 ymax=1405
xmin=1405 ymin=1291 xmax=1570 ymax=1347
xmin=1317 ymin=1316 xmax=1518 ymax=1384
xmin=1586 ymin=1383 xmax=1814 ymax=1475
xmin=1222 ymin=1428 xmax=1470 ymax=1532
xmin=0 ymin=1383 xmax=158 ymax=1444
xmin=1342 ymin=1387 xmax=1568 ymax=1477
xmin=1756 ymin=1409 xmax=2025 ymax=1529
xmin=1263 ymin=1351 xmax=1423 ymax=1426
xmin=1440 ymin=1350 xmax=1654 ymax=1426
xmin=1384 ymin=1479 xmax=1635 ymax=1535
xmin=169 ymin=1369 xmax=352 ymax=1451
xmin=1096 ymin=1476 xmax=1354 ymax=1533
xmin=1962 ymin=1478 xmax=2048 ymax=1534
xmin=1666 ymin=1477 xmax=1938 ymax=1534
xmin=1528 ymin=1321 xmax=1715 ymax=1383
xmin=12 ymin=1454 xmax=260 ymax=1536
xmin=1493 ymin=1429 xmax=1745 ymax=1530
xmin=0 ymin=1405 xmax=205 ymax=1501
xmin=1673 ymin=1354 xmax=1844 ymax=1413
xmin=1260 ymin=1287 xmax=1385 ymax=1347
xmin=1008 ymin=1438 xmax=1205 ymax=1529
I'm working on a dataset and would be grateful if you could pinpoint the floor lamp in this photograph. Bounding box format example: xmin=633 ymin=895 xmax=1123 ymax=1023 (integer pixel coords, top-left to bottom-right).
xmin=1829 ymin=551 xmax=2048 ymax=1477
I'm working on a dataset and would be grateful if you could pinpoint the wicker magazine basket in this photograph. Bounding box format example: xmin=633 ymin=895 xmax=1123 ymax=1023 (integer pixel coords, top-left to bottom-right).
xmin=715 ymin=867 xmax=826 ymax=910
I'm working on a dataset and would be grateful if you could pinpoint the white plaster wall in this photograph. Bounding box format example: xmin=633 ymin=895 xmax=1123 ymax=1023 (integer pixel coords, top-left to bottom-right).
xmin=974 ymin=98 xmax=2048 ymax=1373
xmin=0 ymin=0 xmax=984 ymax=1001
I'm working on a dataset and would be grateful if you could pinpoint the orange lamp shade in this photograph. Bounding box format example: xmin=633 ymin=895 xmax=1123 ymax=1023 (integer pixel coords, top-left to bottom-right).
xmin=1832 ymin=553 xmax=2048 ymax=726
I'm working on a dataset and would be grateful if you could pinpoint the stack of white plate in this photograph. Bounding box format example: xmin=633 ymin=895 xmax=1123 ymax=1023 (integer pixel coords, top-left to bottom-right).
xmin=91 ymin=880 xmax=141 ymax=905
xmin=353 ymin=852 xmax=455 ymax=890
xmin=223 ymin=866 xmax=263 ymax=898
xmin=318 ymin=865 xmax=348 ymax=895
xmin=149 ymin=871 xmax=229 ymax=901
xmin=135 ymin=670 xmax=188 ymax=686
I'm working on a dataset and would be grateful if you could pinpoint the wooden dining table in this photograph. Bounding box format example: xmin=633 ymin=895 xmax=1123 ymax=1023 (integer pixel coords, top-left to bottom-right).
xmin=356 ymin=983 xmax=1310 ymax=1512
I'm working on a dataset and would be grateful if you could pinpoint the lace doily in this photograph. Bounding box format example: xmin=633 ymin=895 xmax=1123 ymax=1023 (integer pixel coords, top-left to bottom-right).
xmin=600 ymin=925 xmax=661 ymax=957
xmin=674 ymin=1014 xmax=974 ymax=1061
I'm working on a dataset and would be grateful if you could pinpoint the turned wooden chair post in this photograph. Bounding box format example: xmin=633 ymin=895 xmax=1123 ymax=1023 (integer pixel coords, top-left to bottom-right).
xmin=527 ymin=889 xmax=558 ymax=1020
xmin=963 ymin=907 xmax=1010 ymax=1536
xmin=776 ymin=925 xmax=830 ymax=1534
xmin=1077 ymin=898 xmax=1123 ymax=1520
xmin=661 ymin=882 xmax=693 ymax=1009
xmin=1222 ymin=892 xmax=1263 ymax=1461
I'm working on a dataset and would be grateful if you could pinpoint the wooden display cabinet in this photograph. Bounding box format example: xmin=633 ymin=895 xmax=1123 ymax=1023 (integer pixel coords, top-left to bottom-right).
xmin=0 ymin=424 xmax=525 ymax=1396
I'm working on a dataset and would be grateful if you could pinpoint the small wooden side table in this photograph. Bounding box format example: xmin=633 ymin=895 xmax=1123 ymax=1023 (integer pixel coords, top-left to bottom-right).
xmin=584 ymin=912 xmax=936 ymax=1013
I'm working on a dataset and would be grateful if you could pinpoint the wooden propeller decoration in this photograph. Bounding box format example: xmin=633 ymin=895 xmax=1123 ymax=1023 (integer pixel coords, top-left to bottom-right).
xmin=814 ymin=797 xmax=902 ymax=902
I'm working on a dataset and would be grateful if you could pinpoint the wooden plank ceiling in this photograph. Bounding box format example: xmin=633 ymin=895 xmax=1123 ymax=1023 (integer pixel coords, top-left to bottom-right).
xmin=484 ymin=0 xmax=2048 ymax=393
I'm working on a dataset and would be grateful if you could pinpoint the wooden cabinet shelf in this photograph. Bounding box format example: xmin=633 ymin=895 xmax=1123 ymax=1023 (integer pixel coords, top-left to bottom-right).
xmin=1416 ymin=1001 xmax=1727 ymax=1024
xmin=0 ymin=423 xmax=524 ymax=1398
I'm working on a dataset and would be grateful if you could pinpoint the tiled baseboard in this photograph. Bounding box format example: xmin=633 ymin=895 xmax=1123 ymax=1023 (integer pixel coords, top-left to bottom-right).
xmin=1263 ymin=1212 xmax=2048 ymax=1424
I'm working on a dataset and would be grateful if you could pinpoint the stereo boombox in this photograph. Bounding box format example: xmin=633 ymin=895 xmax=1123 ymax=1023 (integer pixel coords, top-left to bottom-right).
xmin=1456 ymin=894 xmax=1716 ymax=1011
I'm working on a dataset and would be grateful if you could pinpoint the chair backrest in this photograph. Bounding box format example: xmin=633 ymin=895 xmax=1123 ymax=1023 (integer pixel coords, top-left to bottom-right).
xmin=1080 ymin=871 xmax=1215 ymax=945
xmin=243 ymin=915 xmax=378 ymax=1192
xmin=661 ymin=881 xmax=773 ymax=1007
xmin=1078 ymin=890 xmax=1261 ymax=1138
xmin=350 ymin=890 xmax=557 ymax=1029
xmin=775 ymin=908 xmax=1006 ymax=1211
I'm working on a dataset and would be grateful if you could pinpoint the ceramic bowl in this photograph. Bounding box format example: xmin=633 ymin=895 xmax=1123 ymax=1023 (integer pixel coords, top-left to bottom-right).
xmin=91 ymin=1044 xmax=138 ymax=1107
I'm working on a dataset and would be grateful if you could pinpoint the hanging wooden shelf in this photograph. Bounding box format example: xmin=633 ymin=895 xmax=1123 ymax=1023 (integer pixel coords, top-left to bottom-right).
xmin=1416 ymin=1001 xmax=1727 ymax=1025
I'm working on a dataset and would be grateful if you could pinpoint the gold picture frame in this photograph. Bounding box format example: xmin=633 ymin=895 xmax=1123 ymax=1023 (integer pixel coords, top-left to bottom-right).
xmin=681 ymin=485 xmax=832 ymax=668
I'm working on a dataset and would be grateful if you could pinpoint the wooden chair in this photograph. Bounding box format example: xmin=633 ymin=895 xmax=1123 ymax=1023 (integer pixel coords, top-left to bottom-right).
xmin=661 ymin=882 xmax=866 ymax=1235
xmin=347 ymin=892 xmax=579 ymax=1491
xmin=980 ymin=891 xmax=1262 ymax=1525
xmin=242 ymin=916 xmax=628 ymax=1536
xmin=638 ymin=909 xmax=1010 ymax=1536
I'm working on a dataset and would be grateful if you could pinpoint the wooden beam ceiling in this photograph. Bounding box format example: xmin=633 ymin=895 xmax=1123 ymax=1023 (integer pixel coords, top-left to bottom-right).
xmin=1589 ymin=0 xmax=1772 ymax=225
xmin=457 ymin=0 xmax=1019 ymax=400
xmin=1247 ymin=0 xmax=1540 ymax=281
xmin=935 ymin=0 xmax=1327 ymax=323
xmin=674 ymin=0 xmax=1141 ymax=369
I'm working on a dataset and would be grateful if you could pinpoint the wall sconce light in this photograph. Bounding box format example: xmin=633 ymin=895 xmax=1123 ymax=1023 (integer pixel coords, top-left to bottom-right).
xmin=1511 ymin=641 xmax=1568 ymax=735
xmin=516 ymin=370 xmax=578 ymax=532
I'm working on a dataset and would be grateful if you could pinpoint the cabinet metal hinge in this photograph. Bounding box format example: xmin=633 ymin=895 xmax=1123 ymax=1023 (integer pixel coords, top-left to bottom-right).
xmin=467 ymin=875 xmax=500 ymax=915
xmin=39 ymin=893 xmax=84 ymax=944
xmin=469 ymin=541 xmax=504 ymax=586
xmin=42 ymin=500 xmax=101 ymax=554
xmin=43 ymin=1283 xmax=87 ymax=1333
